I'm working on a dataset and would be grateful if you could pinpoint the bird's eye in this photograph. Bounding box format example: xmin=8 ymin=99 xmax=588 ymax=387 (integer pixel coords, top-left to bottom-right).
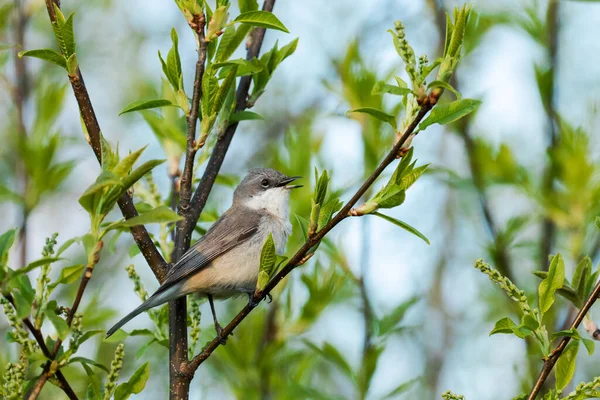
xmin=261 ymin=178 xmax=269 ymax=188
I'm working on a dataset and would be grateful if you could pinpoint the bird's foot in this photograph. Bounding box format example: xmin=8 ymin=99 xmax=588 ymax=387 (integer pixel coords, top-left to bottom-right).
xmin=265 ymin=293 xmax=273 ymax=303
xmin=214 ymin=322 xmax=231 ymax=345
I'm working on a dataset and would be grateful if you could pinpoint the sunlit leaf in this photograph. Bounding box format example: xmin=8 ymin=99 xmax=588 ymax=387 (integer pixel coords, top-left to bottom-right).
xmin=234 ymin=11 xmax=289 ymax=33
xmin=418 ymin=99 xmax=481 ymax=131
xmin=119 ymin=99 xmax=178 ymax=116
xmin=372 ymin=212 xmax=430 ymax=244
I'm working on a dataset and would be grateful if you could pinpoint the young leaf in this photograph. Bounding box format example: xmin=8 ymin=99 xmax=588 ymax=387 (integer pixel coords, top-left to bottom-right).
xmin=348 ymin=107 xmax=397 ymax=130
xmin=214 ymin=58 xmax=264 ymax=75
xmin=234 ymin=11 xmax=289 ymax=33
xmin=372 ymin=212 xmax=430 ymax=244
xmin=555 ymin=340 xmax=579 ymax=391
xmin=214 ymin=24 xmax=252 ymax=63
xmin=19 ymin=49 xmax=66 ymax=69
xmin=230 ymin=110 xmax=264 ymax=122
xmin=371 ymin=81 xmax=413 ymax=96
xmin=70 ymin=356 xmax=109 ymax=372
xmin=489 ymin=317 xmax=517 ymax=335
xmin=259 ymin=233 xmax=276 ymax=275
xmin=538 ymin=253 xmax=565 ymax=314
xmin=427 ymin=80 xmax=462 ymax=99
xmin=0 ymin=228 xmax=18 ymax=263
xmin=49 ymin=264 xmax=85 ymax=289
xmin=114 ymin=362 xmax=150 ymax=400
xmin=418 ymin=98 xmax=481 ymax=131
xmin=119 ymin=99 xmax=178 ymax=116
xmin=110 ymin=206 xmax=182 ymax=228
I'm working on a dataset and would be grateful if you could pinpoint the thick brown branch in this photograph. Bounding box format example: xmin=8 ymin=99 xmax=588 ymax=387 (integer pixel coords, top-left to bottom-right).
xmin=4 ymin=294 xmax=78 ymax=400
xmin=43 ymin=0 xmax=168 ymax=283
xmin=527 ymin=278 xmax=600 ymax=400
xmin=168 ymin=11 xmax=208 ymax=400
xmin=184 ymin=93 xmax=437 ymax=374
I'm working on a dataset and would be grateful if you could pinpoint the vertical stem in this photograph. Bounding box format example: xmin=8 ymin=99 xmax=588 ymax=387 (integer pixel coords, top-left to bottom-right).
xmin=539 ymin=0 xmax=560 ymax=272
xmin=13 ymin=0 xmax=29 ymax=266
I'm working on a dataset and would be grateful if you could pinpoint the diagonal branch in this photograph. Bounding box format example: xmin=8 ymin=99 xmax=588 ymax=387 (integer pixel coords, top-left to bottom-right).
xmin=184 ymin=91 xmax=440 ymax=374
xmin=527 ymin=278 xmax=600 ymax=400
xmin=43 ymin=0 xmax=168 ymax=283
xmin=4 ymin=294 xmax=78 ymax=400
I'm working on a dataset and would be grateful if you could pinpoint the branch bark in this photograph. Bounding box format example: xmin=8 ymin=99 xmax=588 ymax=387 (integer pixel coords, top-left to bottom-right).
xmin=168 ymin=11 xmax=208 ymax=400
xmin=527 ymin=278 xmax=600 ymax=400
xmin=184 ymin=92 xmax=439 ymax=374
xmin=43 ymin=0 xmax=168 ymax=283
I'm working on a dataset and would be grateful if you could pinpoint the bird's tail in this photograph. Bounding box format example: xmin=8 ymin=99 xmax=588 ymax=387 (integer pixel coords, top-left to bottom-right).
xmin=106 ymin=285 xmax=179 ymax=337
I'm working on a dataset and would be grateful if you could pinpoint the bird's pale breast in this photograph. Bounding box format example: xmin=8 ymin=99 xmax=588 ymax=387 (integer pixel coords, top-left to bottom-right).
xmin=180 ymin=214 xmax=291 ymax=298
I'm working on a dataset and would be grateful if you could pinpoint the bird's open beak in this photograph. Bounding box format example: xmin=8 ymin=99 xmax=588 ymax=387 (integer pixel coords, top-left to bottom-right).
xmin=278 ymin=176 xmax=302 ymax=189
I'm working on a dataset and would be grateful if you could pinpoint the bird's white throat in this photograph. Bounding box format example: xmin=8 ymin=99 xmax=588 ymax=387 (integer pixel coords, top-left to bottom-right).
xmin=243 ymin=187 xmax=291 ymax=220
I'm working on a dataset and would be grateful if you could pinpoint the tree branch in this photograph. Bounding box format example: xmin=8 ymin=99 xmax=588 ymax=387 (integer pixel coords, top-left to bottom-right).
xmin=3 ymin=294 xmax=78 ymax=400
xmin=184 ymin=0 xmax=276 ymax=248
xmin=527 ymin=278 xmax=600 ymax=400
xmin=184 ymin=92 xmax=439 ymax=374
xmin=42 ymin=0 xmax=168 ymax=283
xmin=168 ymin=11 xmax=208 ymax=400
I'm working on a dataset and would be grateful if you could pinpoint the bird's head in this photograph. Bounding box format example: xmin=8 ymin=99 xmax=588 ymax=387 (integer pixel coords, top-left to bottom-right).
xmin=234 ymin=168 xmax=301 ymax=218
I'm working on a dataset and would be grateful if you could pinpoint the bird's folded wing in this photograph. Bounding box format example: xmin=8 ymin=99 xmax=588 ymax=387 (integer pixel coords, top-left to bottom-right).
xmin=156 ymin=207 xmax=261 ymax=292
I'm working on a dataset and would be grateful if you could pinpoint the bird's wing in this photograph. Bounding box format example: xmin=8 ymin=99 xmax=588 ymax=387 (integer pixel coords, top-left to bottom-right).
xmin=157 ymin=207 xmax=261 ymax=292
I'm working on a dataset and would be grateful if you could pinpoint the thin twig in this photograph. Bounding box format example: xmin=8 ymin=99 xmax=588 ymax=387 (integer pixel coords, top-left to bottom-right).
xmin=4 ymin=294 xmax=78 ymax=400
xmin=184 ymin=92 xmax=439 ymax=374
xmin=527 ymin=279 xmax=600 ymax=400
xmin=42 ymin=0 xmax=168 ymax=283
xmin=173 ymin=12 xmax=207 ymax=258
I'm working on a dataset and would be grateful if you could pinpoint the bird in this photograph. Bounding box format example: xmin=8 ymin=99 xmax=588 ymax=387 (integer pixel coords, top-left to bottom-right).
xmin=106 ymin=168 xmax=301 ymax=340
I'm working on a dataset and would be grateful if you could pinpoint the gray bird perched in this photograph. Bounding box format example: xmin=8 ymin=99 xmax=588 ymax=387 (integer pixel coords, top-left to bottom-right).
xmin=106 ymin=168 xmax=301 ymax=340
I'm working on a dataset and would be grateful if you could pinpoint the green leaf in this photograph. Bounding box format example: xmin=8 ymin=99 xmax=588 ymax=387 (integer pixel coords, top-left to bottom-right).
xmin=371 ymin=81 xmax=413 ymax=96
xmin=377 ymin=296 xmax=419 ymax=336
xmin=552 ymin=329 xmax=581 ymax=341
xmin=49 ymin=264 xmax=85 ymax=289
xmin=70 ymin=356 xmax=109 ymax=372
xmin=555 ymin=340 xmax=579 ymax=391
xmin=238 ymin=0 xmax=259 ymax=12
xmin=19 ymin=49 xmax=66 ymax=69
xmin=121 ymin=159 xmax=166 ymax=193
xmin=313 ymin=168 xmax=330 ymax=205
xmin=583 ymin=339 xmax=595 ymax=355
xmin=110 ymin=206 xmax=182 ymax=229
xmin=214 ymin=24 xmax=252 ymax=63
xmin=372 ymin=212 xmax=430 ymax=244
xmin=304 ymin=340 xmax=354 ymax=379
xmin=0 ymin=228 xmax=18 ymax=264
xmin=418 ymin=99 xmax=481 ymax=131
xmin=46 ymin=301 xmax=69 ymax=340
xmin=573 ymin=256 xmax=592 ymax=300
xmin=375 ymin=186 xmax=406 ymax=209
xmin=10 ymin=274 xmax=35 ymax=319
xmin=214 ymin=58 xmax=263 ymax=75
xmin=230 ymin=110 xmax=264 ymax=122
xmin=11 ymin=257 xmax=61 ymax=277
xmin=234 ymin=11 xmax=289 ymax=33
xmin=76 ymin=330 xmax=104 ymax=345
xmin=259 ymin=233 xmax=276 ymax=276
xmin=489 ymin=317 xmax=517 ymax=335
xmin=317 ymin=198 xmax=343 ymax=231
xmin=294 ymin=214 xmax=309 ymax=241
xmin=427 ymin=80 xmax=462 ymax=99
xmin=539 ymin=254 xmax=565 ymax=315
xmin=399 ymin=164 xmax=430 ymax=190
xmin=119 ymin=99 xmax=178 ymax=116
xmin=114 ymin=362 xmax=150 ymax=400
xmin=381 ymin=377 xmax=420 ymax=399
xmin=348 ymin=107 xmax=397 ymax=130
